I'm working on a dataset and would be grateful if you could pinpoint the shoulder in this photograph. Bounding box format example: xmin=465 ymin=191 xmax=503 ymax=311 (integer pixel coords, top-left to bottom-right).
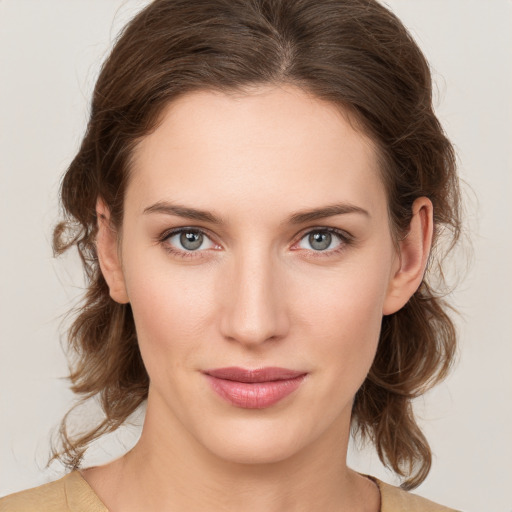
xmin=0 ymin=472 xmax=108 ymax=512
xmin=374 ymin=478 xmax=461 ymax=512
xmin=0 ymin=473 xmax=70 ymax=512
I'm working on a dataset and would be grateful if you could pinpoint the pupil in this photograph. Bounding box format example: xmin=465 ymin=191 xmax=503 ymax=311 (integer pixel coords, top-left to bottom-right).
xmin=309 ymin=231 xmax=331 ymax=251
xmin=180 ymin=231 xmax=203 ymax=250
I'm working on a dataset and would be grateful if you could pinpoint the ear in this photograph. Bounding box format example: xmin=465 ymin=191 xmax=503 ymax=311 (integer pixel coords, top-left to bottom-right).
xmin=382 ymin=197 xmax=433 ymax=315
xmin=96 ymin=199 xmax=129 ymax=304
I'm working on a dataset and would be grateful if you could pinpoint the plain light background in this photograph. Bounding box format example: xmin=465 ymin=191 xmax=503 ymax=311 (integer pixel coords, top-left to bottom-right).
xmin=1 ymin=1 xmax=511 ymax=510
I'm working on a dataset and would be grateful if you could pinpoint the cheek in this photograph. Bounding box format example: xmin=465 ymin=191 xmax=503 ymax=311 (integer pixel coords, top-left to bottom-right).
xmin=290 ymin=254 xmax=392 ymax=379
xmin=304 ymin=285 xmax=382 ymax=364
xmin=122 ymin=255 xmax=218 ymax=380
xmin=296 ymin=257 xmax=389 ymax=332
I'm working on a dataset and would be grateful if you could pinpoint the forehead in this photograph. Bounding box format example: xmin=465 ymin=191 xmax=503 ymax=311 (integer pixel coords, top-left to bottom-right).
xmin=127 ymin=85 xmax=387 ymax=220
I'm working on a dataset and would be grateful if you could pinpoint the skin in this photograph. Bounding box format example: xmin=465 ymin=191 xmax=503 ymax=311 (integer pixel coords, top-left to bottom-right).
xmin=86 ymin=84 xmax=433 ymax=512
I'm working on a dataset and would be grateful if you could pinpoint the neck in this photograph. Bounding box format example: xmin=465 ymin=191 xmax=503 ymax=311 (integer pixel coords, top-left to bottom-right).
xmin=84 ymin=390 xmax=379 ymax=512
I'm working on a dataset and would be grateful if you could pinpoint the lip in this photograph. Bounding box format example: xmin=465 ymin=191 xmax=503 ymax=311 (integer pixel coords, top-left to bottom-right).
xmin=203 ymin=367 xmax=307 ymax=409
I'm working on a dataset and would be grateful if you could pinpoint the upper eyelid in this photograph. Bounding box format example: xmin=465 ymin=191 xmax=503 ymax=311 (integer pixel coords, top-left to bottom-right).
xmin=294 ymin=226 xmax=353 ymax=242
xmin=160 ymin=226 xmax=217 ymax=242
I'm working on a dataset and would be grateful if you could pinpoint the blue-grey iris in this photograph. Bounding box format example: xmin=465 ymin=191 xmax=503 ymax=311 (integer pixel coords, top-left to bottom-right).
xmin=180 ymin=231 xmax=203 ymax=250
xmin=309 ymin=231 xmax=331 ymax=250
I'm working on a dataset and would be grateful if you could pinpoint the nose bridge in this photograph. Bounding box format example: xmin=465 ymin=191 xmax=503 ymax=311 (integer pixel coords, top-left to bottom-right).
xmin=220 ymin=244 xmax=288 ymax=346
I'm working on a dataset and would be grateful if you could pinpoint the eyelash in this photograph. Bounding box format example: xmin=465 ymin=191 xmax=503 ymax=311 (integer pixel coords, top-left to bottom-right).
xmin=158 ymin=227 xmax=219 ymax=260
xmin=157 ymin=226 xmax=354 ymax=260
xmin=291 ymin=227 xmax=354 ymax=258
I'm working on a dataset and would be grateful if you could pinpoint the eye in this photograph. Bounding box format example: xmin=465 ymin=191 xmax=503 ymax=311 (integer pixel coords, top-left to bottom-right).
xmin=164 ymin=228 xmax=217 ymax=252
xmin=296 ymin=228 xmax=348 ymax=252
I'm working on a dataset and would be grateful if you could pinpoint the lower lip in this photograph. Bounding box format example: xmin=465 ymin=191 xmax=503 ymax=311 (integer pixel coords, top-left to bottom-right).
xmin=205 ymin=374 xmax=306 ymax=409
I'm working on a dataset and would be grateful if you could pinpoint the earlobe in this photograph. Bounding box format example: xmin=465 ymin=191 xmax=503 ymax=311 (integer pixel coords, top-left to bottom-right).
xmin=96 ymin=199 xmax=129 ymax=304
xmin=382 ymin=197 xmax=433 ymax=315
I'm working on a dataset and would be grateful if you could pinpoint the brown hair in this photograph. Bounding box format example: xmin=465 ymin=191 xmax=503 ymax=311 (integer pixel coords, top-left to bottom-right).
xmin=52 ymin=0 xmax=461 ymax=489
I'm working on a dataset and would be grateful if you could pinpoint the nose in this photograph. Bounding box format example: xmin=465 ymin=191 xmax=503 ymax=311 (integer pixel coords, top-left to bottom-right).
xmin=219 ymin=248 xmax=290 ymax=348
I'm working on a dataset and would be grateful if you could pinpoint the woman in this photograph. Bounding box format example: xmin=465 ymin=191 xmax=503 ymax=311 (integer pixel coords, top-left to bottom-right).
xmin=0 ymin=0 xmax=462 ymax=510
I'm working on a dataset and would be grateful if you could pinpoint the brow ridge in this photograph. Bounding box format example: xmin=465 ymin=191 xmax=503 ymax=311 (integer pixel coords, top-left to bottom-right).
xmin=143 ymin=201 xmax=369 ymax=225
xmin=287 ymin=203 xmax=370 ymax=224
xmin=143 ymin=202 xmax=221 ymax=224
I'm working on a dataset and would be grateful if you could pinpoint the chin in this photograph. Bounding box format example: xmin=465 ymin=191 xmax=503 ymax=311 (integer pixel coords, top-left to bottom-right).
xmin=206 ymin=437 xmax=303 ymax=466
xmin=191 ymin=414 xmax=318 ymax=466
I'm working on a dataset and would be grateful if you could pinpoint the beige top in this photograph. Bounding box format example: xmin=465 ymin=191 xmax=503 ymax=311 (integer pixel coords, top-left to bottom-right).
xmin=0 ymin=471 xmax=459 ymax=512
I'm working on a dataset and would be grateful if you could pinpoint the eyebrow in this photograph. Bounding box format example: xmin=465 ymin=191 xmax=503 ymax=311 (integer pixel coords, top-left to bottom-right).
xmin=143 ymin=202 xmax=222 ymax=224
xmin=143 ymin=201 xmax=370 ymax=225
xmin=287 ymin=203 xmax=370 ymax=224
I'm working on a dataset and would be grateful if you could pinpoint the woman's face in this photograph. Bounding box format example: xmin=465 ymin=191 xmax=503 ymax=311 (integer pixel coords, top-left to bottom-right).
xmin=114 ymin=85 xmax=401 ymax=464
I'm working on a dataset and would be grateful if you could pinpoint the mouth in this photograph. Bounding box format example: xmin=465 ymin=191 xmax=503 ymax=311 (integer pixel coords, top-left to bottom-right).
xmin=203 ymin=367 xmax=307 ymax=409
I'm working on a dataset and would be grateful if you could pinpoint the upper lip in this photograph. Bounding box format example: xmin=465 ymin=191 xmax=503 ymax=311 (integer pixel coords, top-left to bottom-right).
xmin=204 ymin=367 xmax=306 ymax=383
